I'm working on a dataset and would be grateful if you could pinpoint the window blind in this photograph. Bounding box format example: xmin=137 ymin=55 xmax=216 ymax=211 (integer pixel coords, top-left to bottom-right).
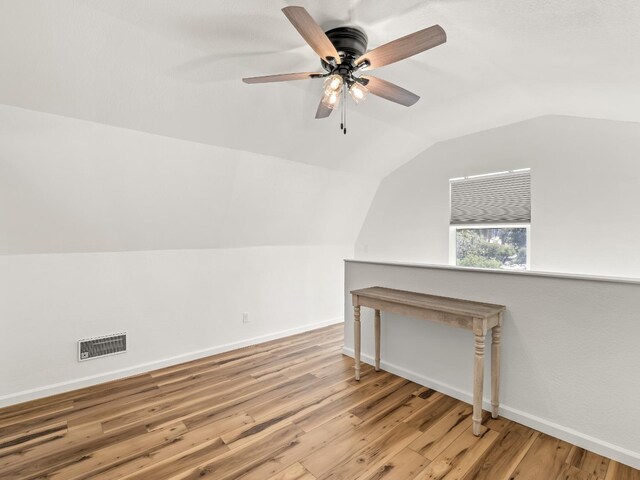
xmin=450 ymin=170 xmax=531 ymax=225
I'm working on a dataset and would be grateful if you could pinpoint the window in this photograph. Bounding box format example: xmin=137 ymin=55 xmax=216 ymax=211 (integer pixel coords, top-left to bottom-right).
xmin=449 ymin=169 xmax=531 ymax=270
xmin=453 ymin=225 xmax=530 ymax=270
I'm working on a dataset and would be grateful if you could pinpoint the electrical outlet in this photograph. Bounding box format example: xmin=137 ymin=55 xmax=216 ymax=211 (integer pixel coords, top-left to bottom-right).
xmin=242 ymin=312 xmax=249 ymax=324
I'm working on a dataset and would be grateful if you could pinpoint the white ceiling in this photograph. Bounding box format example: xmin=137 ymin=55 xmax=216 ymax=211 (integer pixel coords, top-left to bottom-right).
xmin=1 ymin=0 xmax=640 ymax=177
xmin=0 ymin=104 xmax=379 ymax=254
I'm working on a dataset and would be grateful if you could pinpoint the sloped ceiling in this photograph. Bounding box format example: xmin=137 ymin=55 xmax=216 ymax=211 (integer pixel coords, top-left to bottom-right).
xmin=0 ymin=104 xmax=379 ymax=254
xmin=2 ymin=0 xmax=640 ymax=177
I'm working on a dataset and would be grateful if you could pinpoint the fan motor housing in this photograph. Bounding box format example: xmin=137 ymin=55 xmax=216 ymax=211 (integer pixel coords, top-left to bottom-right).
xmin=321 ymin=26 xmax=368 ymax=69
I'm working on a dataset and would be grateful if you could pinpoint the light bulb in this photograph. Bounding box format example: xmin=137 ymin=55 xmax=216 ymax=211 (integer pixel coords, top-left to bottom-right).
xmin=321 ymin=90 xmax=340 ymax=109
xmin=323 ymin=75 xmax=343 ymax=95
xmin=349 ymin=82 xmax=369 ymax=103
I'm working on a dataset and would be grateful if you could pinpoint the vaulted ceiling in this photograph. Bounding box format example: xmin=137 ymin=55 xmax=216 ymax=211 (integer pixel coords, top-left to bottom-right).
xmin=2 ymin=0 xmax=640 ymax=177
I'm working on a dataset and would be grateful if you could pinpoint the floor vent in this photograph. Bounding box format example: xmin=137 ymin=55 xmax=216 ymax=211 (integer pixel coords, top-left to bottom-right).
xmin=78 ymin=332 xmax=127 ymax=361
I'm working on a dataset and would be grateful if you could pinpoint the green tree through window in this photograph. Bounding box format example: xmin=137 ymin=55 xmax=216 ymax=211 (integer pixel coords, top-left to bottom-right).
xmin=456 ymin=227 xmax=528 ymax=270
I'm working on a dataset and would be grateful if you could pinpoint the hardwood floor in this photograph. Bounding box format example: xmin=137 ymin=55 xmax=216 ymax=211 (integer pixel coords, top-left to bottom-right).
xmin=0 ymin=324 xmax=637 ymax=480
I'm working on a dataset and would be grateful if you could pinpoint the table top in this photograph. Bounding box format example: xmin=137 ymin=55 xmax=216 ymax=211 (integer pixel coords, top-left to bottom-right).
xmin=351 ymin=286 xmax=505 ymax=319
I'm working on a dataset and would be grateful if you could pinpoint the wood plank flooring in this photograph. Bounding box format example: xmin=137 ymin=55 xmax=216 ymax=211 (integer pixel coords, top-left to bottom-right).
xmin=0 ymin=324 xmax=638 ymax=480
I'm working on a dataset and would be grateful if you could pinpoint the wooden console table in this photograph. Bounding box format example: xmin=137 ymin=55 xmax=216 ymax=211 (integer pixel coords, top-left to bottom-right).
xmin=351 ymin=286 xmax=505 ymax=436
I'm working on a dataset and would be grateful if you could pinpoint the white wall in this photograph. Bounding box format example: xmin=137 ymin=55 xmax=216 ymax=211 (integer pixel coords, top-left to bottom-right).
xmin=344 ymin=260 xmax=640 ymax=469
xmin=356 ymin=115 xmax=640 ymax=278
xmin=0 ymin=246 xmax=348 ymax=405
xmin=0 ymin=105 xmax=378 ymax=405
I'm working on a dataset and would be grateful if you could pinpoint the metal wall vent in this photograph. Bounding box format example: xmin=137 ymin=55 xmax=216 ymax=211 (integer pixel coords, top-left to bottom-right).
xmin=78 ymin=332 xmax=127 ymax=361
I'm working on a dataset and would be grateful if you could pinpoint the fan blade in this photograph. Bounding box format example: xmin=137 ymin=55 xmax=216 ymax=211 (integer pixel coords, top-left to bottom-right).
xmin=360 ymin=76 xmax=420 ymax=106
xmin=315 ymin=97 xmax=333 ymax=119
xmin=282 ymin=6 xmax=341 ymax=64
xmin=356 ymin=25 xmax=446 ymax=69
xmin=242 ymin=72 xmax=324 ymax=84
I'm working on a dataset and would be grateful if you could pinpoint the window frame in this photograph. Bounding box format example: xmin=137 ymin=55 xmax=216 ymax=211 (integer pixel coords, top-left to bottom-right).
xmin=448 ymin=223 xmax=531 ymax=271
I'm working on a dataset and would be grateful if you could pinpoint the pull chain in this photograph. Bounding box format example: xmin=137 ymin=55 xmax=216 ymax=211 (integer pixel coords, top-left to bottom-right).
xmin=340 ymin=91 xmax=344 ymax=131
xmin=343 ymin=86 xmax=347 ymax=135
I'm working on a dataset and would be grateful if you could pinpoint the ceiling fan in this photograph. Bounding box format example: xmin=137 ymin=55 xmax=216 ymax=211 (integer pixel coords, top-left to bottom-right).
xmin=242 ymin=6 xmax=446 ymax=134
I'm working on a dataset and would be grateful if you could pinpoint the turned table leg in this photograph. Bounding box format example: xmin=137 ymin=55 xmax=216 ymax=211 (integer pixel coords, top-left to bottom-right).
xmin=491 ymin=321 xmax=502 ymax=419
xmin=374 ymin=309 xmax=381 ymax=371
xmin=354 ymin=305 xmax=361 ymax=381
xmin=473 ymin=327 xmax=486 ymax=436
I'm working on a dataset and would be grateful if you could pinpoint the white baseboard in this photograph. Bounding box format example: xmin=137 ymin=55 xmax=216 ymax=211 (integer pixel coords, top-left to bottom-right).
xmin=343 ymin=347 xmax=640 ymax=470
xmin=0 ymin=318 xmax=342 ymax=408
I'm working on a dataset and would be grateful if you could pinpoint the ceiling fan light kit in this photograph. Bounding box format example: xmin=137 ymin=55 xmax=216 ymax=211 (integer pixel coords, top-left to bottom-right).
xmin=323 ymin=75 xmax=344 ymax=96
xmin=349 ymin=82 xmax=368 ymax=104
xmin=242 ymin=6 xmax=447 ymax=134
